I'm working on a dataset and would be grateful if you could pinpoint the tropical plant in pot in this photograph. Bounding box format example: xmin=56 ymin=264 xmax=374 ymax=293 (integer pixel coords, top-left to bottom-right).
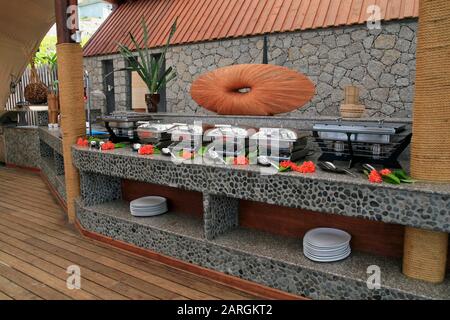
xmin=44 ymin=52 xmax=59 ymax=124
xmin=117 ymin=17 xmax=177 ymax=113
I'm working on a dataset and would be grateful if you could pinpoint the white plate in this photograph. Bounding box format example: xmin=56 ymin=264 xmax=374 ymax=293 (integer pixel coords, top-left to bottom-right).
xmin=303 ymin=228 xmax=351 ymax=248
xmin=303 ymin=246 xmax=350 ymax=258
xmin=304 ymin=249 xmax=351 ymax=262
xmin=131 ymin=212 xmax=167 ymax=217
xmin=131 ymin=206 xmax=168 ymax=213
xmin=303 ymin=241 xmax=349 ymax=251
xmin=131 ymin=208 xmax=168 ymax=217
xmin=131 ymin=205 xmax=167 ymax=211
xmin=130 ymin=196 xmax=167 ymax=207
xmin=304 ymin=244 xmax=350 ymax=254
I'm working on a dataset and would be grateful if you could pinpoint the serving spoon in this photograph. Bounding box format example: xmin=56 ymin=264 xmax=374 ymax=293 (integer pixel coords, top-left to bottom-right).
xmin=318 ymin=161 xmax=356 ymax=177
xmin=257 ymin=156 xmax=279 ymax=170
xmin=162 ymin=147 xmax=177 ymax=159
xmin=208 ymin=149 xmax=227 ymax=164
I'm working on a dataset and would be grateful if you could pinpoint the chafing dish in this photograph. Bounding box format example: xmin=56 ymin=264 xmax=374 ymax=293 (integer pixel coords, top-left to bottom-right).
xmin=167 ymin=123 xmax=205 ymax=153
xmin=204 ymin=125 xmax=254 ymax=157
xmin=312 ymin=119 xmax=412 ymax=168
xmin=312 ymin=120 xmax=406 ymax=144
xmin=250 ymin=128 xmax=309 ymax=162
xmin=98 ymin=112 xmax=154 ymax=142
xmin=137 ymin=123 xmax=176 ymax=144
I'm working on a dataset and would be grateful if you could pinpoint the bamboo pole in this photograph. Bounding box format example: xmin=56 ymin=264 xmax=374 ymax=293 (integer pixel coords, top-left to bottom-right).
xmin=404 ymin=0 xmax=450 ymax=283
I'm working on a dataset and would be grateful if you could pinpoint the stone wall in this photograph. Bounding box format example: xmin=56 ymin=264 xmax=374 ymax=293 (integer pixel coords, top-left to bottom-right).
xmin=84 ymin=54 xmax=130 ymax=113
xmin=84 ymin=19 xmax=417 ymax=118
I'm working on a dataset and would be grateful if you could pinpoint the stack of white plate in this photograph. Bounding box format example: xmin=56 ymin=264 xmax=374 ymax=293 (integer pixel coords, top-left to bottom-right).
xmin=130 ymin=196 xmax=168 ymax=217
xmin=303 ymin=228 xmax=351 ymax=262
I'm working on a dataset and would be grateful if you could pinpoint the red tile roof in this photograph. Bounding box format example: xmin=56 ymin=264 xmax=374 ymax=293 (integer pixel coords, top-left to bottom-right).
xmin=83 ymin=0 xmax=419 ymax=57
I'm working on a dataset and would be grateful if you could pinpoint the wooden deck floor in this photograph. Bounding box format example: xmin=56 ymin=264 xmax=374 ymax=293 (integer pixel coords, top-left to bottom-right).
xmin=0 ymin=167 xmax=264 ymax=300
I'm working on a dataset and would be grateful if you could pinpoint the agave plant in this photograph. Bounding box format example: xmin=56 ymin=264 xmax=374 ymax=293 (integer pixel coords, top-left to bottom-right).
xmin=117 ymin=17 xmax=177 ymax=95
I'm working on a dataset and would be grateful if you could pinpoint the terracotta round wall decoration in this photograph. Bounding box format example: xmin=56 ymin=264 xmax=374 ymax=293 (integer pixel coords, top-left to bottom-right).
xmin=190 ymin=64 xmax=316 ymax=116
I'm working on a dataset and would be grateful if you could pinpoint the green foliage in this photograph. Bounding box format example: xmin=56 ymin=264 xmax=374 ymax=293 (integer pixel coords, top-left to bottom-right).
xmin=381 ymin=173 xmax=401 ymax=185
xmin=35 ymin=34 xmax=89 ymax=67
xmin=117 ymin=17 xmax=177 ymax=94
xmin=393 ymin=169 xmax=416 ymax=183
xmin=35 ymin=52 xmax=57 ymax=70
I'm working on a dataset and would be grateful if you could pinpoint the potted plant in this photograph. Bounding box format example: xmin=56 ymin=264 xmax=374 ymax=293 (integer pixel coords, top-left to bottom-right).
xmin=24 ymin=55 xmax=48 ymax=105
xmin=117 ymin=17 xmax=177 ymax=113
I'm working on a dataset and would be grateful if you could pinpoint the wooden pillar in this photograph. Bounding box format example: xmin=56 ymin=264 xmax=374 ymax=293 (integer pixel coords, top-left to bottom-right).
xmin=55 ymin=0 xmax=86 ymax=222
xmin=403 ymin=0 xmax=450 ymax=283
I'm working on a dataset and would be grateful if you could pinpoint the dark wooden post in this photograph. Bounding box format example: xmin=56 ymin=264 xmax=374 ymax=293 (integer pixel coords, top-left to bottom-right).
xmin=55 ymin=0 xmax=86 ymax=222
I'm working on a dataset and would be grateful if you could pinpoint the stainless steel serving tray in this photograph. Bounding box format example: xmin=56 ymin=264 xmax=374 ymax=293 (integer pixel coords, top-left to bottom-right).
xmin=137 ymin=123 xmax=176 ymax=133
xmin=313 ymin=121 xmax=408 ymax=144
xmin=169 ymin=124 xmax=204 ymax=142
xmin=137 ymin=123 xmax=176 ymax=143
xmin=108 ymin=121 xmax=135 ymax=128
xmin=100 ymin=112 xmax=155 ymax=129
xmin=250 ymin=128 xmax=307 ymax=143
xmin=313 ymin=121 xmax=406 ymax=134
xmin=205 ymin=125 xmax=253 ymax=140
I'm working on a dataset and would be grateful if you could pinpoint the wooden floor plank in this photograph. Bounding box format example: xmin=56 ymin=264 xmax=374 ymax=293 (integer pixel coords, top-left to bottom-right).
xmin=0 ymin=202 xmax=65 ymax=225
xmin=0 ymin=274 xmax=42 ymax=300
xmin=0 ymin=264 xmax=70 ymax=300
xmin=0 ymin=230 xmax=157 ymax=300
xmin=0 ymin=240 xmax=127 ymax=300
xmin=0 ymin=250 xmax=98 ymax=300
xmin=0 ymin=186 xmax=63 ymax=211
xmin=0 ymin=291 xmax=13 ymax=300
xmin=0 ymin=174 xmax=48 ymax=188
xmin=0 ymin=208 xmax=77 ymax=237
xmin=0 ymin=167 xmax=266 ymax=300
xmin=0 ymin=209 xmax=256 ymax=300
xmin=0 ymin=198 xmax=65 ymax=220
xmin=0 ymin=217 xmax=216 ymax=300
xmin=0 ymin=221 xmax=183 ymax=300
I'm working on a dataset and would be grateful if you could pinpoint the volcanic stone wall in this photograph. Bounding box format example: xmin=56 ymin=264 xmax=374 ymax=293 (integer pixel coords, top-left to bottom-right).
xmin=84 ymin=19 xmax=417 ymax=118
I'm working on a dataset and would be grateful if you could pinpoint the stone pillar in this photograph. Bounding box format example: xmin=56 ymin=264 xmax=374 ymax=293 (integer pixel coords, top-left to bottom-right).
xmin=404 ymin=0 xmax=450 ymax=283
xmin=203 ymin=193 xmax=239 ymax=240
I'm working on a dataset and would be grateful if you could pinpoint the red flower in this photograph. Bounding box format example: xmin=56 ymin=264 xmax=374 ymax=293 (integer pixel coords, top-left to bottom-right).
xmin=233 ymin=156 xmax=249 ymax=165
xmin=280 ymin=161 xmax=294 ymax=169
xmin=294 ymin=161 xmax=316 ymax=173
xmin=368 ymin=170 xmax=383 ymax=183
xmin=380 ymin=169 xmax=392 ymax=176
xmin=182 ymin=151 xmax=194 ymax=159
xmin=76 ymin=137 xmax=88 ymax=147
xmin=101 ymin=141 xmax=115 ymax=151
xmin=138 ymin=145 xmax=154 ymax=155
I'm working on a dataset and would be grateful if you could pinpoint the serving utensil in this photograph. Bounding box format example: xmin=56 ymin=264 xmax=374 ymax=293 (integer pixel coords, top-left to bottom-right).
xmin=318 ymin=161 xmax=356 ymax=177
xmin=208 ymin=149 xmax=227 ymax=164
xmin=362 ymin=163 xmax=376 ymax=172
xmin=257 ymin=156 xmax=279 ymax=170
xmin=162 ymin=147 xmax=177 ymax=159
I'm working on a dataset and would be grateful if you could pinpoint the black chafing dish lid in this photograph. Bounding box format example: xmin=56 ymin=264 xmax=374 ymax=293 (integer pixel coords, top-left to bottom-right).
xmin=99 ymin=112 xmax=155 ymax=122
xmin=312 ymin=119 xmax=408 ymax=135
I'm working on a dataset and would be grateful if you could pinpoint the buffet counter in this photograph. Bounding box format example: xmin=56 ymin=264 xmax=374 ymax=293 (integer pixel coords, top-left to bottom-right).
xmin=72 ymin=145 xmax=450 ymax=300
xmin=38 ymin=127 xmax=66 ymax=207
xmin=3 ymin=125 xmax=41 ymax=169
